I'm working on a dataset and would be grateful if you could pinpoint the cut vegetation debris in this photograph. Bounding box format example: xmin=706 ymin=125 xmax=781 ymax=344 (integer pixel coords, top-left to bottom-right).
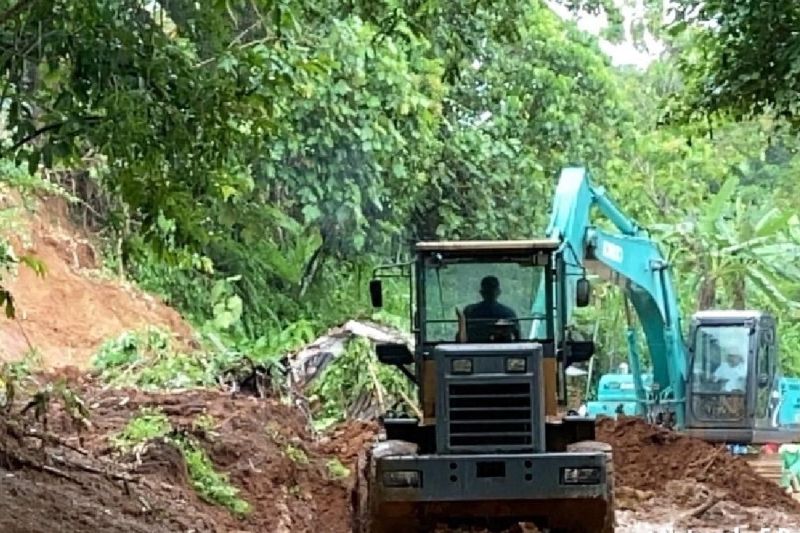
xmin=87 ymin=319 xmax=418 ymax=431
xmin=0 ymin=370 xmax=376 ymax=533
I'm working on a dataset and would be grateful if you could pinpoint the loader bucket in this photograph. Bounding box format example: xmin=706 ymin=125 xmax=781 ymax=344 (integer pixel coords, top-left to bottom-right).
xmin=350 ymin=441 xmax=616 ymax=533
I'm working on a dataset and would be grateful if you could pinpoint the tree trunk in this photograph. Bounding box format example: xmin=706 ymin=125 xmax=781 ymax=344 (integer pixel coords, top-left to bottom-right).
xmin=697 ymin=275 xmax=717 ymax=310
xmin=731 ymin=275 xmax=746 ymax=309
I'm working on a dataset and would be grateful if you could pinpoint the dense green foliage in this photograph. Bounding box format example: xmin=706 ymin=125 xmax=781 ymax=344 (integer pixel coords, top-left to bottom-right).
xmin=669 ymin=1 xmax=800 ymax=126
xmin=4 ymin=0 xmax=800 ymax=412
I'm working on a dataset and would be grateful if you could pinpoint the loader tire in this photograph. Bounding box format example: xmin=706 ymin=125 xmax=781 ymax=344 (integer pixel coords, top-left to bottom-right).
xmin=351 ymin=451 xmax=370 ymax=533
xmin=350 ymin=448 xmax=426 ymax=533
xmin=565 ymin=440 xmax=615 ymax=533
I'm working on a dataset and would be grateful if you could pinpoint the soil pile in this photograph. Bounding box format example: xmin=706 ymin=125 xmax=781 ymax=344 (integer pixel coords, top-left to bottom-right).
xmin=0 ymin=414 xmax=221 ymax=533
xmin=0 ymin=196 xmax=193 ymax=368
xmin=0 ymin=370 xmax=375 ymax=533
xmin=597 ymin=416 xmax=800 ymax=513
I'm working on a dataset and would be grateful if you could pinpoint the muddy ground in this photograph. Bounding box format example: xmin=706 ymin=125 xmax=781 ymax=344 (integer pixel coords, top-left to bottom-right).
xmin=1 ymin=370 xmax=799 ymax=533
xmin=0 ymin=368 xmax=380 ymax=533
xmin=598 ymin=417 xmax=800 ymax=532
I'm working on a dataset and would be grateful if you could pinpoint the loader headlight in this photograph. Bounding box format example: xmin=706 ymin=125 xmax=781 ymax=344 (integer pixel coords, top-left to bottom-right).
xmin=382 ymin=470 xmax=421 ymax=488
xmin=505 ymin=357 xmax=526 ymax=373
xmin=451 ymin=358 xmax=473 ymax=374
xmin=561 ymin=467 xmax=601 ymax=485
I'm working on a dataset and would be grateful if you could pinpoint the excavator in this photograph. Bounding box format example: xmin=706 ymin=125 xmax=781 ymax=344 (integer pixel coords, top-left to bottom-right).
xmin=588 ymin=372 xmax=800 ymax=428
xmin=537 ymin=166 xmax=797 ymax=447
xmin=354 ymin=165 xmax=795 ymax=532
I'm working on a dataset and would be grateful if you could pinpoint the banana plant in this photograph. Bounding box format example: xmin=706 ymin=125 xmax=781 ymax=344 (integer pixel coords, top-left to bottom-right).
xmin=652 ymin=176 xmax=800 ymax=312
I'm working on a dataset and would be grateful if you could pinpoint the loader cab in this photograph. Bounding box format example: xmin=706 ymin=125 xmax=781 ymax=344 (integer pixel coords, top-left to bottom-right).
xmin=684 ymin=310 xmax=781 ymax=441
xmin=413 ymin=240 xmax=556 ymax=350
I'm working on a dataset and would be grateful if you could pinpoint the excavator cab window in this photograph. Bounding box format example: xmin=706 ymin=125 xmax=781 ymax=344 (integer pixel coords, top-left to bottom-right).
xmin=755 ymin=331 xmax=771 ymax=419
xmin=689 ymin=324 xmax=750 ymax=421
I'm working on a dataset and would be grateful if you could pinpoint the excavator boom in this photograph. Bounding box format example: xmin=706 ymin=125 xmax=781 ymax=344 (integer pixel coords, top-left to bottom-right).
xmin=541 ymin=167 xmax=789 ymax=443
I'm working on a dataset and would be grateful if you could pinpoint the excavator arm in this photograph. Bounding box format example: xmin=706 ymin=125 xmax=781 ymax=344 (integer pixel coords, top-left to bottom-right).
xmin=530 ymin=167 xmax=688 ymax=426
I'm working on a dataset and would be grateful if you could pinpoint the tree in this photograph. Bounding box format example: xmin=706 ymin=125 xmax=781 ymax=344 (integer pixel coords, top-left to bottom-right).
xmin=401 ymin=1 xmax=629 ymax=240
xmin=669 ymin=1 xmax=800 ymax=127
xmin=0 ymin=0 xmax=308 ymax=250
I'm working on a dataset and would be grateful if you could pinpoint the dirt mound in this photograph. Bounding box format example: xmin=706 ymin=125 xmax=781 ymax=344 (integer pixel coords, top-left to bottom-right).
xmin=316 ymin=420 xmax=380 ymax=463
xmin=0 ymin=416 xmax=220 ymax=533
xmin=597 ymin=416 xmax=800 ymax=513
xmin=615 ymin=479 xmax=800 ymax=531
xmin=5 ymin=367 xmax=800 ymax=533
xmin=0 ymin=196 xmax=194 ymax=369
xmin=0 ymin=371 xmax=368 ymax=533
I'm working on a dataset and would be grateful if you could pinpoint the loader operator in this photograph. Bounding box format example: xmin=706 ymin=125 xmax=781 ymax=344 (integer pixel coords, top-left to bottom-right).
xmin=460 ymin=276 xmax=521 ymax=342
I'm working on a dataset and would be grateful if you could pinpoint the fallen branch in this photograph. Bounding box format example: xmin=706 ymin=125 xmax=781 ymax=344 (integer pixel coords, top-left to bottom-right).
xmin=366 ymin=358 xmax=385 ymax=414
xmin=679 ymin=495 xmax=721 ymax=521
xmin=138 ymin=495 xmax=152 ymax=513
xmin=397 ymin=388 xmax=423 ymax=420
xmin=42 ymin=464 xmax=84 ymax=486
xmin=48 ymin=453 xmax=137 ymax=483
xmin=699 ymin=447 xmax=726 ymax=477
xmin=0 ymin=442 xmax=84 ymax=486
xmin=23 ymin=428 xmax=89 ymax=456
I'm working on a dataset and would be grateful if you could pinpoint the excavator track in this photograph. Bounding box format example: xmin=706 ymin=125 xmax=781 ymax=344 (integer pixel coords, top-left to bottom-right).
xmin=747 ymin=453 xmax=783 ymax=486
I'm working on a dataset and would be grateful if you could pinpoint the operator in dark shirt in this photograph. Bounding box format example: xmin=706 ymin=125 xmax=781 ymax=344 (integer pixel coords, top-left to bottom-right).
xmin=462 ymin=275 xmax=520 ymax=342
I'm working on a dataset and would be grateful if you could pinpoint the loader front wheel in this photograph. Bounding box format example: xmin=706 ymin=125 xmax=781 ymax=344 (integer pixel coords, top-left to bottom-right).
xmin=565 ymin=440 xmax=615 ymax=533
xmin=350 ymin=448 xmax=426 ymax=533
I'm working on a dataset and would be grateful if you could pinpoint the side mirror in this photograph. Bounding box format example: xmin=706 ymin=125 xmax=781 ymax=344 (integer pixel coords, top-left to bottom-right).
xmin=565 ymin=340 xmax=595 ymax=365
xmin=576 ymin=278 xmax=591 ymax=308
xmin=758 ymin=373 xmax=770 ymax=388
xmin=376 ymin=343 xmax=414 ymax=366
xmin=369 ymin=279 xmax=383 ymax=308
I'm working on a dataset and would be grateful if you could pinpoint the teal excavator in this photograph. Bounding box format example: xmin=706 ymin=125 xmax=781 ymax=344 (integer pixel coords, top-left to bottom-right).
xmin=538 ymin=166 xmax=796 ymax=445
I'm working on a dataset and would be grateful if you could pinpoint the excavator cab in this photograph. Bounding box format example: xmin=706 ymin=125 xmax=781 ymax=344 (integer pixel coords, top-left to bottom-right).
xmin=683 ymin=310 xmax=787 ymax=444
xmin=354 ymin=240 xmax=614 ymax=533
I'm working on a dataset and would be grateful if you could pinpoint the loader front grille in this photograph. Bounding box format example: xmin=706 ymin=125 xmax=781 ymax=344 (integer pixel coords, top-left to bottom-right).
xmin=447 ymin=382 xmax=533 ymax=450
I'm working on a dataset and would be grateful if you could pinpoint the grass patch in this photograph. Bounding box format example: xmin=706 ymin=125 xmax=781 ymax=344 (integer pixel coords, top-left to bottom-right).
xmin=177 ymin=436 xmax=251 ymax=516
xmin=110 ymin=407 xmax=171 ymax=451
xmin=284 ymin=443 xmax=309 ymax=465
xmin=326 ymin=458 xmax=350 ymax=480
xmin=92 ymin=327 xmax=216 ymax=390
xmin=192 ymin=413 xmax=217 ymax=432
xmin=111 ymin=408 xmax=250 ymax=516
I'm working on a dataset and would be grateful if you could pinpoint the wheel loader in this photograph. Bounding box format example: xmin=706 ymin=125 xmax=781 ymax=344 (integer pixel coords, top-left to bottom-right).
xmin=352 ymin=240 xmax=614 ymax=532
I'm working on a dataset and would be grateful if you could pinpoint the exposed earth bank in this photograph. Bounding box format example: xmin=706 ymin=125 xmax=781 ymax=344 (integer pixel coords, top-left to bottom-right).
xmin=0 ymin=197 xmax=193 ymax=369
